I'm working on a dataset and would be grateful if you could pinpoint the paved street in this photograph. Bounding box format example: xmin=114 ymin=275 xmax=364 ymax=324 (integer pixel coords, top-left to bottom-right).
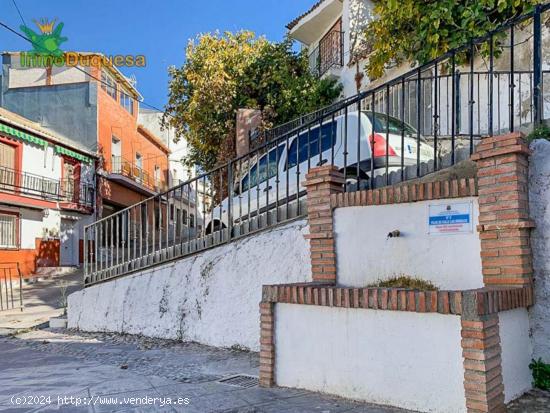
xmin=0 ymin=269 xmax=82 ymax=336
xmin=0 ymin=329 xmax=415 ymax=413
xmin=1 ymin=274 xmax=549 ymax=413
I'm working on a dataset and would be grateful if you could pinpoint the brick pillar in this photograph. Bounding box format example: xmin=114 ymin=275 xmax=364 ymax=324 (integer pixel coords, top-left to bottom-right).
xmin=461 ymin=314 xmax=506 ymax=413
xmin=259 ymin=302 xmax=275 ymax=387
xmin=472 ymin=132 xmax=534 ymax=286
xmin=303 ymin=166 xmax=344 ymax=283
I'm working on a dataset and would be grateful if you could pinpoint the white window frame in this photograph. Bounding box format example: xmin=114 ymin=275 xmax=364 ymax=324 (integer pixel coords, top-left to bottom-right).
xmin=0 ymin=212 xmax=18 ymax=249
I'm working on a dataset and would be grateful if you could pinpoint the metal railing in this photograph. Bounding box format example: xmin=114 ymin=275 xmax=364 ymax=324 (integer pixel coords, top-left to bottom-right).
xmin=109 ymin=156 xmax=167 ymax=192
xmin=309 ymin=30 xmax=345 ymax=78
xmin=84 ymin=4 xmax=550 ymax=286
xmin=0 ymin=166 xmax=94 ymax=208
xmin=0 ymin=263 xmax=23 ymax=312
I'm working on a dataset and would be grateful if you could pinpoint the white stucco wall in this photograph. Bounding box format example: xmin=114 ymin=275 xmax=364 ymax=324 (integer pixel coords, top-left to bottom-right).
xmin=334 ymin=197 xmax=483 ymax=290
xmin=529 ymin=138 xmax=550 ymax=362
xmin=68 ymin=220 xmax=311 ymax=351
xmin=19 ymin=208 xmax=44 ymax=249
xmin=22 ymin=142 xmax=62 ymax=179
xmin=499 ymin=308 xmax=532 ymax=403
xmin=275 ymin=304 xmax=466 ymax=413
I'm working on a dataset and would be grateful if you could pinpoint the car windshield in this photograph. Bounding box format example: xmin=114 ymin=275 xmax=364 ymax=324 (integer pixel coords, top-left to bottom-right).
xmin=364 ymin=112 xmax=419 ymax=138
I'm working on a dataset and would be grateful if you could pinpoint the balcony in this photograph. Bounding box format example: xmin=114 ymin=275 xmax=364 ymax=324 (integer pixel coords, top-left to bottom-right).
xmin=0 ymin=166 xmax=94 ymax=208
xmin=108 ymin=156 xmax=166 ymax=195
xmin=309 ymin=30 xmax=344 ymax=78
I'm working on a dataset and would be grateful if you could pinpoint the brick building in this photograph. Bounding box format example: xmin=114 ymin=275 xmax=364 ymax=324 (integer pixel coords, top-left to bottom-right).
xmin=0 ymin=52 xmax=170 ymax=221
xmin=0 ymin=107 xmax=96 ymax=276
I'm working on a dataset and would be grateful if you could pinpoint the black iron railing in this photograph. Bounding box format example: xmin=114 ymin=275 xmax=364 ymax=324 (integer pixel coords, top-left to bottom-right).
xmin=0 ymin=165 xmax=94 ymax=208
xmin=0 ymin=263 xmax=23 ymax=312
xmin=84 ymin=4 xmax=550 ymax=286
xmin=109 ymin=156 xmax=168 ymax=193
xmin=309 ymin=30 xmax=345 ymax=78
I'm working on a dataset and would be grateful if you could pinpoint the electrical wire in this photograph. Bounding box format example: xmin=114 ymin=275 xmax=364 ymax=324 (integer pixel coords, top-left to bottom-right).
xmin=0 ymin=20 xmax=168 ymax=115
xmin=11 ymin=0 xmax=27 ymax=27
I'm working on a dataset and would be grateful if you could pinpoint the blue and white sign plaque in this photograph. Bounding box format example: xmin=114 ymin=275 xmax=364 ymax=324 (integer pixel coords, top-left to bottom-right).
xmin=428 ymin=202 xmax=473 ymax=235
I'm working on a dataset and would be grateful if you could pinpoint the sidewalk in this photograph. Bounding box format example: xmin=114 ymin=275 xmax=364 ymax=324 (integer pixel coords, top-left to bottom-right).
xmin=0 ymin=328 xmax=548 ymax=412
xmin=0 ymin=329 xmax=413 ymax=413
xmin=0 ymin=268 xmax=82 ymax=336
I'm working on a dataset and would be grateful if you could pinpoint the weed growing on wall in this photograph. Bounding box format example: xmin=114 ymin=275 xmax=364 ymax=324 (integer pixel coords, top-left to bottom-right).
xmin=367 ymin=276 xmax=438 ymax=290
xmin=530 ymin=359 xmax=550 ymax=390
xmin=526 ymin=124 xmax=550 ymax=143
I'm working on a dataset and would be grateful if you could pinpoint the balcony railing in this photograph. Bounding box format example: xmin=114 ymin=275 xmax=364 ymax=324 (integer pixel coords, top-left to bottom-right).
xmin=85 ymin=4 xmax=550 ymax=286
xmin=309 ymin=30 xmax=344 ymax=78
xmin=109 ymin=156 xmax=168 ymax=192
xmin=0 ymin=166 xmax=94 ymax=208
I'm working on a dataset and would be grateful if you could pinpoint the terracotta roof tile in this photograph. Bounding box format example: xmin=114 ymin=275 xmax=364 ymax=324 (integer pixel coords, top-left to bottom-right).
xmin=286 ymin=0 xmax=326 ymax=30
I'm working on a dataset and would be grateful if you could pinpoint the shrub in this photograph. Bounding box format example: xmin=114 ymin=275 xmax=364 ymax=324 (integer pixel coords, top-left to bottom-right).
xmin=530 ymin=358 xmax=550 ymax=390
xmin=367 ymin=276 xmax=438 ymax=290
xmin=526 ymin=124 xmax=550 ymax=143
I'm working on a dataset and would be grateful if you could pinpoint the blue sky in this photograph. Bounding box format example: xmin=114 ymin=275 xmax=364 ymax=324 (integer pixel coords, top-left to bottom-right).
xmin=0 ymin=0 xmax=313 ymax=109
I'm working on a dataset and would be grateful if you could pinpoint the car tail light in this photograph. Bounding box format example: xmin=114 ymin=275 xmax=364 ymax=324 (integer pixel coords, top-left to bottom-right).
xmin=369 ymin=133 xmax=397 ymax=157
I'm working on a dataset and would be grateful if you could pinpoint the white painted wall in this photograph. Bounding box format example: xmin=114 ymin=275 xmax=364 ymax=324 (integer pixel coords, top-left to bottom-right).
xmin=529 ymin=138 xmax=550 ymax=362
xmin=68 ymin=220 xmax=311 ymax=351
xmin=8 ymin=55 xmax=90 ymax=88
xmin=499 ymin=308 xmax=533 ymax=403
xmin=22 ymin=142 xmax=62 ymax=180
xmin=19 ymin=208 xmax=44 ymax=249
xmin=275 ymin=304 xmax=466 ymax=413
xmin=334 ymin=197 xmax=483 ymax=290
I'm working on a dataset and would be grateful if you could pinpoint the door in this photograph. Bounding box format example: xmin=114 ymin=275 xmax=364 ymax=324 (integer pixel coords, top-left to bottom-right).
xmin=111 ymin=136 xmax=121 ymax=173
xmin=60 ymin=219 xmax=78 ymax=266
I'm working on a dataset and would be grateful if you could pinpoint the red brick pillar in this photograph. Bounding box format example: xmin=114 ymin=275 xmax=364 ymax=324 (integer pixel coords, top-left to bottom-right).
xmin=259 ymin=302 xmax=275 ymax=387
xmin=303 ymin=166 xmax=344 ymax=283
xmin=472 ymin=132 xmax=534 ymax=286
xmin=461 ymin=313 xmax=506 ymax=413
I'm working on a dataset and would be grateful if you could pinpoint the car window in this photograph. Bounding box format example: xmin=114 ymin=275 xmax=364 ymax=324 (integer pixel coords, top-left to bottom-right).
xmin=365 ymin=112 xmax=421 ymax=139
xmin=286 ymin=121 xmax=337 ymax=169
xmin=239 ymin=144 xmax=284 ymax=193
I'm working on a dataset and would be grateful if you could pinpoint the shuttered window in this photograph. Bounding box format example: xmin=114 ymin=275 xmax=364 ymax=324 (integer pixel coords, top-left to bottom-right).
xmin=0 ymin=213 xmax=17 ymax=248
xmin=0 ymin=141 xmax=16 ymax=188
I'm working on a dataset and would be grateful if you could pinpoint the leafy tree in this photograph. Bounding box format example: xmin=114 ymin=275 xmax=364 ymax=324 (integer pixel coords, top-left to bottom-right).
xmin=365 ymin=0 xmax=538 ymax=79
xmin=163 ymin=31 xmax=341 ymax=171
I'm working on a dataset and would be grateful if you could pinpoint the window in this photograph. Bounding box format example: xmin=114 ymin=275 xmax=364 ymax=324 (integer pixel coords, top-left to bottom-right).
xmin=365 ymin=112 xmax=419 ymax=138
xmin=62 ymin=158 xmax=80 ymax=203
xmin=154 ymin=165 xmax=161 ymax=186
xmin=239 ymin=144 xmax=284 ymax=193
xmin=182 ymin=209 xmax=188 ymax=226
xmin=120 ymin=90 xmax=134 ymax=115
xmin=189 ymin=213 xmax=195 ymax=228
xmin=0 ymin=141 xmax=17 ymax=189
xmin=101 ymin=69 xmax=117 ymax=100
xmin=287 ymin=121 xmax=337 ymax=169
xmin=0 ymin=212 xmax=17 ymax=248
xmin=170 ymin=204 xmax=175 ymax=221
xmin=111 ymin=136 xmax=121 ymax=173
xmin=135 ymin=153 xmax=142 ymax=169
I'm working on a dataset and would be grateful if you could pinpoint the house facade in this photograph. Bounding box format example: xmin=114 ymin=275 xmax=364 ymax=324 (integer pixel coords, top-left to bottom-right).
xmin=0 ymin=52 xmax=171 ymax=221
xmin=287 ymin=0 xmax=375 ymax=98
xmin=138 ymin=108 xmax=205 ymax=234
xmin=0 ymin=107 xmax=96 ymax=276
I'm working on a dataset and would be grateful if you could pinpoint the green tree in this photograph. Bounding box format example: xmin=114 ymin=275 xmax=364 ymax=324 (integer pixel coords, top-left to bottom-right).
xmin=365 ymin=0 xmax=537 ymax=79
xmin=163 ymin=31 xmax=341 ymax=171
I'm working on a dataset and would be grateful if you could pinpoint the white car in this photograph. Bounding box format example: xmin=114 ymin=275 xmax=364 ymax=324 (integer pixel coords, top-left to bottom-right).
xmin=205 ymin=111 xmax=434 ymax=232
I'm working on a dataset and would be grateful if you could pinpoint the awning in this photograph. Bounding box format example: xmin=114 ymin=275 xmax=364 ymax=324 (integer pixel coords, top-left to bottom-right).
xmin=55 ymin=145 xmax=93 ymax=164
xmin=0 ymin=122 xmax=47 ymax=147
